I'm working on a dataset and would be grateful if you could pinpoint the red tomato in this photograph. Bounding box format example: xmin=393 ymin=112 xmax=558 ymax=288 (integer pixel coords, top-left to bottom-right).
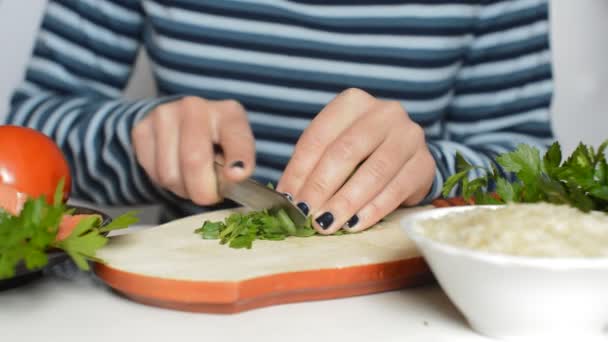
xmin=0 ymin=125 xmax=71 ymax=204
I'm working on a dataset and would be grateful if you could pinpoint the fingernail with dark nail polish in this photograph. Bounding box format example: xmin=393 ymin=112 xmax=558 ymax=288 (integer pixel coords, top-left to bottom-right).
xmin=282 ymin=192 xmax=293 ymax=202
xmin=346 ymin=214 xmax=359 ymax=229
xmin=230 ymin=160 xmax=245 ymax=169
xmin=296 ymin=202 xmax=310 ymax=216
xmin=315 ymin=212 xmax=334 ymax=230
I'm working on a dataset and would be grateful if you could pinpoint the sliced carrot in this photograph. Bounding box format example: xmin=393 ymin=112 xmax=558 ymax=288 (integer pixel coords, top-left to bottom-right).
xmin=447 ymin=197 xmax=468 ymax=206
xmin=56 ymin=214 xmax=101 ymax=241
xmin=431 ymin=198 xmax=451 ymax=208
xmin=432 ymin=192 xmax=502 ymax=208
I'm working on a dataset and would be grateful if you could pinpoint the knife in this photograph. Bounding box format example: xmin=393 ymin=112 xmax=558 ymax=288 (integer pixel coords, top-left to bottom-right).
xmin=214 ymin=161 xmax=308 ymax=228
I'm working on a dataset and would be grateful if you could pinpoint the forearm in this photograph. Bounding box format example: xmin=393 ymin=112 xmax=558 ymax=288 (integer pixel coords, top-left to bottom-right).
xmin=7 ymin=93 xmax=181 ymax=206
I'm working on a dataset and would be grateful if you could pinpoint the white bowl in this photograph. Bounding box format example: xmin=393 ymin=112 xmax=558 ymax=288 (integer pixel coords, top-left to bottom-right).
xmin=402 ymin=205 xmax=608 ymax=339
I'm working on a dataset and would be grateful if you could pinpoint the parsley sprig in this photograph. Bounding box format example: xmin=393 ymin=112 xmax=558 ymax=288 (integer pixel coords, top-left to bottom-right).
xmin=443 ymin=140 xmax=608 ymax=212
xmin=0 ymin=180 xmax=139 ymax=279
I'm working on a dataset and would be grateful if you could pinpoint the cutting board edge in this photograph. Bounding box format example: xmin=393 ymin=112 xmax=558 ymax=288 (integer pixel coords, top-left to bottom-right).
xmin=119 ymin=271 xmax=435 ymax=314
xmin=94 ymin=256 xmax=432 ymax=312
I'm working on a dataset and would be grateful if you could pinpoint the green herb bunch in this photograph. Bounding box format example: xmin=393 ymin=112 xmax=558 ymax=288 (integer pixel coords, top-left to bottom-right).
xmin=0 ymin=180 xmax=139 ymax=279
xmin=195 ymin=207 xmax=350 ymax=249
xmin=443 ymin=140 xmax=608 ymax=213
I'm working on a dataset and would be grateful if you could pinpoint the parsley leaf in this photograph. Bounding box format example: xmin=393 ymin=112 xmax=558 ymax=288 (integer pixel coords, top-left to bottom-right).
xmin=496 ymin=144 xmax=542 ymax=184
xmin=98 ymin=211 xmax=140 ymax=233
xmin=53 ymin=178 xmax=65 ymax=206
xmin=442 ymin=152 xmax=488 ymax=199
xmin=542 ymin=141 xmax=562 ymax=177
xmin=456 ymin=152 xmax=474 ymax=172
xmin=462 ymin=177 xmax=487 ymax=202
xmin=194 ymin=221 xmax=224 ymax=239
xmin=495 ymin=178 xmax=515 ymax=202
xmin=590 ymin=186 xmax=608 ymax=201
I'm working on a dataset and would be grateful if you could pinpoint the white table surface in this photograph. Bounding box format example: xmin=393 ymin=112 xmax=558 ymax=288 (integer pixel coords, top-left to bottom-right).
xmin=0 ymin=276 xmax=496 ymax=342
xmin=0 ymin=225 xmax=496 ymax=342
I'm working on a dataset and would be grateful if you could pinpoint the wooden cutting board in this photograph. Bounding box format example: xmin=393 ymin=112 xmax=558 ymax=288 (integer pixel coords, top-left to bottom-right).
xmin=94 ymin=206 xmax=436 ymax=313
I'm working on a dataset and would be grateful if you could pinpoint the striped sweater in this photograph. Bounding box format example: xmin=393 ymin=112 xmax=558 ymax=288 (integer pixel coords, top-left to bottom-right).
xmin=6 ymin=0 xmax=554 ymax=220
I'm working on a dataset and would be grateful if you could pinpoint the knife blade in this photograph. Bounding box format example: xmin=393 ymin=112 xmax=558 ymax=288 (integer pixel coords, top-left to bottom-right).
xmin=214 ymin=162 xmax=308 ymax=228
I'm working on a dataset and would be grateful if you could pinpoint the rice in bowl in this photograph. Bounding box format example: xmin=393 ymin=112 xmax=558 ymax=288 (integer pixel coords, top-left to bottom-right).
xmin=418 ymin=203 xmax=608 ymax=258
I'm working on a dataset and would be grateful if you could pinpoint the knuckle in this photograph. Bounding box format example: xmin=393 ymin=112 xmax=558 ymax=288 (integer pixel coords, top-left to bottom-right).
xmin=153 ymin=106 xmax=174 ymax=125
xmin=150 ymin=103 xmax=170 ymax=116
xmin=422 ymin=150 xmax=436 ymax=169
xmin=332 ymin=191 xmax=357 ymax=213
xmin=180 ymin=96 xmax=206 ymax=110
xmin=283 ymin=166 xmax=307 ymax=188
xmin=222 ymin=99 xmax=245 ymax=113
xmin=285 ymin=149 xmax=307 ymax=169
xmin=409 ymin=124 xmax=427 ymax=147
xmin=294 ymin=133 xmax=326 ymax=161
xmin=366 ymin=158 xmax=391 ymax=182
xmin=308 ymin=176 xmax=332 ymax=196
xmin=328 ymin=136 xmax=359 ymax=162
xmin=411 ymin=123 xmax=425 ymax=140
xmin=384 ymin=101 xmax=405 ymax=118
xmin=340 ymin=87 xmax=371 ymax=101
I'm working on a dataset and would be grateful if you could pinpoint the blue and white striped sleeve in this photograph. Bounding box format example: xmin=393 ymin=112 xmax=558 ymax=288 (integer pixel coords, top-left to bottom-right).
xmin=425 ymin=0 xmax=554 ymax=200
xmin=5 ymin=0 xmax=176 ymax=205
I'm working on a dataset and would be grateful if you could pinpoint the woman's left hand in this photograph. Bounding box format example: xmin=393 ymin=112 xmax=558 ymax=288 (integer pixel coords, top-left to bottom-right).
xmin=276 ymin=88 xmax=436 ymax=234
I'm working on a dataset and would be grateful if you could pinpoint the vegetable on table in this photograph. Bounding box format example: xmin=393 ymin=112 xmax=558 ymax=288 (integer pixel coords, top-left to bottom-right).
xmin=0 ymin=180 xmax=139 ymax=279
xmin=0 ymin=126 xmax=139 ymax=279
xmin=195 ymin=208 xmax=348 ymax=249
xmin=441 ymin=140 xmax=608 ymax=213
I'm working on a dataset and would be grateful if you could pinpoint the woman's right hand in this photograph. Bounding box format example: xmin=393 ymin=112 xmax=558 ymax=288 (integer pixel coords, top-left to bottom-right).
xmin=131 ymin=96 xmax=256 ymax=205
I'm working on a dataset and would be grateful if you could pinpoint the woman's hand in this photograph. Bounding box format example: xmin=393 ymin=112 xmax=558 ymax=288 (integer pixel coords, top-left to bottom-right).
xmin=276 ymin=88 xmax=436 ymax=234
xmin=131 ymin=96 xmax=255 ymax=205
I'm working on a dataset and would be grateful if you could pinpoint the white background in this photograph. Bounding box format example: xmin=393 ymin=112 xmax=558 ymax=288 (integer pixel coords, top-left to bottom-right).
xmin=0 ymin=0 xmax=606 ymax=220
